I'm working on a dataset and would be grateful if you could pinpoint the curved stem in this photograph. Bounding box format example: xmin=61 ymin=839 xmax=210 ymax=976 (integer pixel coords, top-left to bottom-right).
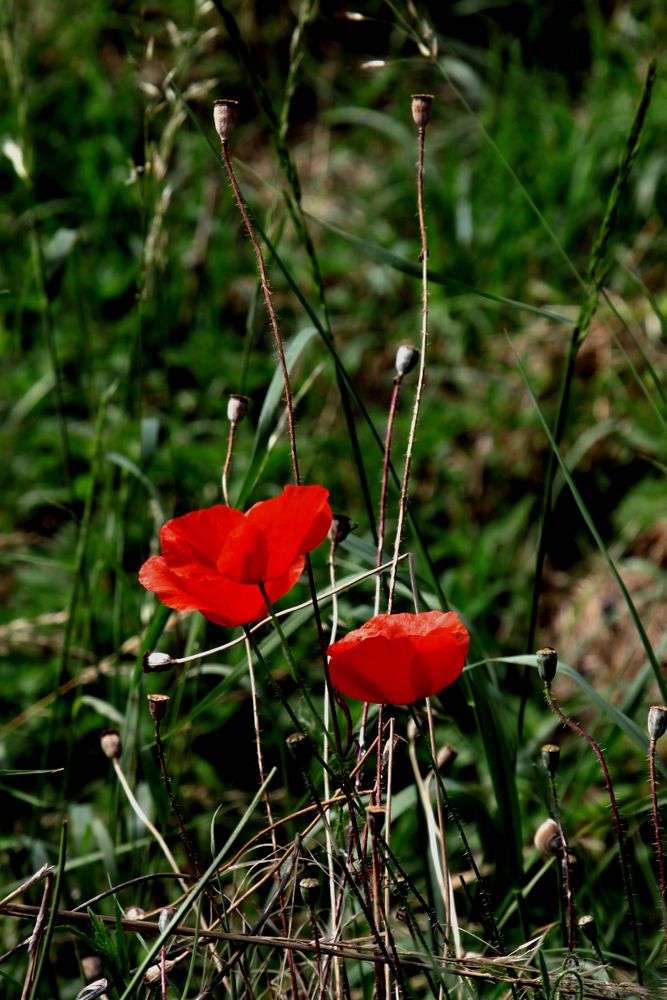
xmin=220 ymin=139 xmax=300 ymax=485
xmin=544 ymin=683 xmax=642 ymax=982
xmin=388 ymin=125 xmax=429 ymax=611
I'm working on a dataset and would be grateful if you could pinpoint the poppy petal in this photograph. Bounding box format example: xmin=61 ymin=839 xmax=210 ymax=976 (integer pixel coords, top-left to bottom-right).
xmin=139 ymin=555 xmax=305 ymax=627
xmin=241 ymin=484 xmax=331 ymax=580
xmin=328 ymin=610 xmax=469 ymax=706
xmin=160 ymin=506 xmax=246 ymax=574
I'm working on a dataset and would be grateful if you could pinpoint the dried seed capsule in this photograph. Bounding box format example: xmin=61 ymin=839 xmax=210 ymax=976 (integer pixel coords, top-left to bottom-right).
xmin=541 ymin=743 xmax=560 ymax=777
xmin=536 ymin=646 xmax=558 ymax=683
xmin=411 ymin=94 xmax=433 ymax=129
xmin=329 ymin=514 xmax=356 ymax=547
xmin=147 ymin=694 xmax=170 ymax=723
xmin=213 ymin=99 xmax=239 ymax=142
xmin=578 ymin=913 xmax=598 ymax=945
xmin=648 ymin=705 xmax=667 ymax=741
xmin=366 ymin=805 xmax=385 ymax=834
xmin=286 ymin=731 xmax=313 ymax=766
xmin=299 ymin=876 xmax=320 ymax=909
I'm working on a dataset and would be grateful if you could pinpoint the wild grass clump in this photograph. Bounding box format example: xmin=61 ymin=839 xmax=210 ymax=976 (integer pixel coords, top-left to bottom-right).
xmin=2 ymin=2 xmax=667 ymax=997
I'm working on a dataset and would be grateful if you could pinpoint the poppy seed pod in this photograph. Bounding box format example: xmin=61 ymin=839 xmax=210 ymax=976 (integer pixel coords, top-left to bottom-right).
xmin=286 ymin=731 xmax=313 ymax=766
xmin=648 ymin=705 xmax=667 ymax=741
xmin=366 ymin=805 xmax=385 ymax=835
xmin=411 ymin=94 xmax=433 ymax=129
xmin=541 ymin=743 xmax=560 ymax=777
xmin=213 ymin=99 xmax=239 ymax=142
xmin=227 ymin=393 xmax=249 ymax=426
xmin=533 ymin=817 xmax=561 ymax=857
xmin=299 ymin=877 xmax=320 ymax=909
xmin=395 ymin=344 xmax=419 ymax=377
xmin=578 ymin=914 xmax=599 ymax=945
xmin=147 ymin=693 xmax=170 ymax=723
xmin=329 ymin=513 xmax=356 ymax=547
xmin=536 ymin=646 xmax=558 ymax=683
xmin=99 ymin=728 xmax=122 ymax=761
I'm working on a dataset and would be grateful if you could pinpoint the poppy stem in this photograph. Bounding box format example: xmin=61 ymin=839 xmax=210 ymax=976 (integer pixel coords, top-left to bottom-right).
xmin=219 ymin=138 xmax=301 ymax=486
xmin=258 ymin=582 xmax=325 ymax=731
xmin=543 ymin=681 xmax=642 ymax=983
xmin=221 ymin=421 xmax=236 ymax=506
xmin=323 ymin=541 xmax=343 ymax=997
xmin=648 ymin=735 xmax=667 ymax=947
xmin=375 ymin=374 xmax=403 ymax=616
xmin=425 ymin=697 xmax=453 ymax=957
xmin=241 ymin=632 xmax=301 ymax=998
xmin=387 ymin=111 xmax=431 ymax=613
xmin=545 ymin=769 xmax=576 ymax=956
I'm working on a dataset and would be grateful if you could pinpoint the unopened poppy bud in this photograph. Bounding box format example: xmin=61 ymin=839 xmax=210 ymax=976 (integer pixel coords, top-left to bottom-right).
xmin=213 ymin=99 xmax=239 ymax=142
xmin=329 ymin=514 xmax=356 ymax=547
xmin=533 ymin=817 xmax=561 ymax=857
xmin=578 ymin=914 xmax=598 ymax=945
xmin=541 ymin=743 xmax=560 ymax=777
xmin=286 ymin=731 xmax=313 ymax=766
xmin=227 ymin=393 xmax=249 ymax=426
xmin=147 ymin=693 xmax=170 ymax=723
xmin=395 ymin=344 xmax=419 ymax=377
xmin=158 ymin=907 xmax=176 ymax=934
xmin=143 ymin=650 xmax=174 ymax=674
xmin=100 ymin=728 xmax=121 ymax=760
xmin=299 ymin=876 xmax=320 ymax=909
xmin=411 ymin=94 xmax=433 ymax=129
xmin=536 ymin=647 xmax=558 ymax=683
xmin=648 ymin=705 xmax=667 ymax=741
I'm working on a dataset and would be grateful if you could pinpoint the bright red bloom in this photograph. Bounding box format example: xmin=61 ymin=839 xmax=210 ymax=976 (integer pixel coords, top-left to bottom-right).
xmin=139 ymin=485 xmax=331 ymax=627
xmin=327 ymin=610 xmax=469 ymax=705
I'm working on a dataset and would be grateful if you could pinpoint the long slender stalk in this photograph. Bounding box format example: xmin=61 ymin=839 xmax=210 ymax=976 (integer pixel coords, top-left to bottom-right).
xmin=387 ymin=97 xmax=432 ymax=612
xmin=648 ymin=731 xmax=667 ymax=949
xmin=544 ymin=682 xmax=642 ymax=982
xmin=376 ymin=374 xmax=404 ymax=614
xmin=242 ymin=633 xmax=300 ymax=999
xmin=217 ymin=130 xmax=300 ymax=485
xmin=324 ymin=538 xmax=342 ymax=999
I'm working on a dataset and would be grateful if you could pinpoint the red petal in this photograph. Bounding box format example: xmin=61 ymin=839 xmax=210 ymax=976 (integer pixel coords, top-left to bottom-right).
xmin=139 ymin=554 xmax=304 ymax=627
xmin=160 ymin=506 xmax=245 ymax=576
xmin=217 ymin=484 xmax=331 ymax=583
xmin=327 ymin=611 xmax=469 ymax=705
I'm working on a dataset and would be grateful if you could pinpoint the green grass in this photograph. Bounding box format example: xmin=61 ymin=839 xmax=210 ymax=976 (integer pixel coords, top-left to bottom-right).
xmin=1 ymin=0 xmax=667 ymax=996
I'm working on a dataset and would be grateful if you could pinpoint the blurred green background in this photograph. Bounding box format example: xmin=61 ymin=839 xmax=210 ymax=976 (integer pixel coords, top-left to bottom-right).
xmin=1 ymin=0 xmax=667 ymax=994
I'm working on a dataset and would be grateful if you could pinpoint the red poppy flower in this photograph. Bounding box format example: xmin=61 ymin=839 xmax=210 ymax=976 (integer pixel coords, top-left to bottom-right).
xmin=139 ymin=485 xmax=331 ymax=627
xmin=327 ymin=610 xmax=469 ymax=705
